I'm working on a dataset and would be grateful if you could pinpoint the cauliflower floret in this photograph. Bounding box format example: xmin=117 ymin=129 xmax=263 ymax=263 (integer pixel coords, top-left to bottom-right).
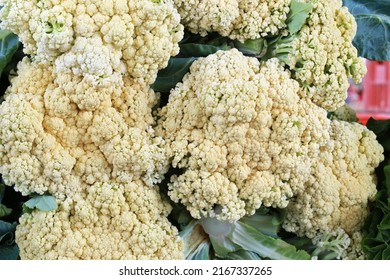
xmin=0 ymin=0 xmax=184 ymax=85
xmin=15 ymin=180 xmax=183 ymax=260
xmin=283 ymin=120 xmax=384 ymax=238
xmin=157 ymin=49 xmax=331 ymax=220
xmin=173 ymin=0 xmax=240 ymax=37
xmin=329 ymin=103 xmax=359 ymax=122
xmin=174 ymin=0 xmax=290 ymax=41
xmin=55 ymin=35 xmax=124 ymax=85
xmin=100 ymin=128 xmax=169 ymax=186
xmin=0 ymin=58 xmax=168 ymax=198
xmin=34 ymin=5 xmax=75 ymax=62
xmin=169 ymin=170 xmax=246 ymax=221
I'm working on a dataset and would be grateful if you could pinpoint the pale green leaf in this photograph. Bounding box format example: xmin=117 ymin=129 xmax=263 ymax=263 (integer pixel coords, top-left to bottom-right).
xmin=230 ymin=222 xmax=311 ymax=260
xmin=286 ymin=0 xmax=314 ymax=34
xmin=187 ymin=240 xmax=210 ymax=260
xmin=24 ymin=195 xmax=57 ymax=212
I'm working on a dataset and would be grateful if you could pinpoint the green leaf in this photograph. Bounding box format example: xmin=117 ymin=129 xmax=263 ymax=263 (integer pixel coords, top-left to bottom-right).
xmin=199 ymin=216 xmax=238 ymax=257
xmin=230 ymin=222 xmax=311 ymax=260
xmin=209 ymin=234 xmax=239 ymax=258
xmin=187 ymin=240 xmax=210 ymax=260
xmin=0 ymin=244 xmax=19 ymax=260
xmin=382 ymin=245 xmax=390 ymax=259
xmin=366 ymin=118 xmax=390 ymax=137
xmin=343 ymin=0 xmax=390 ymax=61
xmin=378 ymin=213 xmax=390 ymax=230
xmin=152 ymin=57 xmax=197 ymax=93
xmin=233 ymin=39 xmax=267 ymax=56
xmin=286 ymin=0 xmax=314 ymax=34
xmin=239 ymin=212 xmax=279 ymax=237
xmin=24 ymin=195 xmax=57 ymax=212
xmin=0 ymin=183 xmax=6 ymax=203
xmin=0 ymin=204 xmax=12 ymax=218
xmin=384 ymin=165 xmax=390 ymax=198
xmin=224 ymin=250 xmax=262 ymax=260
xmin=177 ymin=43 xmax=230 ymax=58
xmin=0 ymin=29 xmax=20 ymax=77
xmin=0 ymin=220 xmax=16 ymax=237
xmin=180 ymin=220 xmax=209 ymax=259
xmin=153 ymin=42 xmax=230 ymax=93
xmin=0 ymin=231 xmax=13 ymax=244
xmin=0 ymin=183 xmax=12 ymax=218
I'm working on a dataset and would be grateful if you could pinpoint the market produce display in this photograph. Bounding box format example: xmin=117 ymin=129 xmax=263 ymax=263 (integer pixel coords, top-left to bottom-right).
xmin=0 ymin=0 xmax=389 ymax=260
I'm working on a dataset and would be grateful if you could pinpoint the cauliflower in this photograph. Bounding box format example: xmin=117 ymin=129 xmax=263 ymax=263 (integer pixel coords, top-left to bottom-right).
xmin=0 ymin=0 xmax=383 ymax=261
xmin=0 ymin=0 xmax=184 ymax=85
xmin=0 ymin=58 xmax=168 ymax=199
xmin=270 ymin=0 xmax=366 ymax=111
xmin=283 ymin=120 xmax=384 ymax=238
xmin=329 ymin=103 xmax=359 ymax=122
xmin=15 ymin=180 xmax=183 ymax=260
xmin=173 ymin=0 xmax=290 ymax=41
xmin=157 ymin=49 xmax=331 ymax=221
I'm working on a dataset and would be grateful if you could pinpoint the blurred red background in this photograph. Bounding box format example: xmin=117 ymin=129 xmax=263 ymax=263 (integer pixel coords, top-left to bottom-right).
xmin=347 ymin=60 xmax=390 ymax=124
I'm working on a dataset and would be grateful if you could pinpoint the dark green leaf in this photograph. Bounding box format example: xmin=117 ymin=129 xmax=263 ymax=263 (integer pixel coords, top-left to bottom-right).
xmin=0 ymin=183 xmax=5 ymax=202
xmin=362 ymin=237 xmax=387 ymax=252
xmin=380 ymin=138 xmax=390 ymax=151
xmin=286 ymin=0 xmax=314 ymax=34
xmin=0 ymin=29 xmax=20 ymax=77
xmin=378 ymin=229 xmax=390 ymax=242
xmin=343 ymin=0 xmax=390 ymax=61
xmin=24 ymin=195 xmax=57 ymax=212
xmin=0 ymin=204 xmax=12 ymax=218
xmin=285 ymin=236 xmax=316 ymax=252
xmin=0 ymin=221 xmax=16 ymax=237
xmin=152 ymin=57 xmax=197 ymax=93
xmin=0 ymin=244 xmax=19 ymax=260
xmin=153 ymin=42 xmax=231 ymax=93
xmin=384 ymin=165 xmax=390 ymax=198
xmin=373 ymin=250 xmax=384 ymax=260
xmin=382 ymin=245 xmax=390 ymax=259
xmin=0 ymin=231 xmax=13 ymax=244
xmin=230 ymin=222 xmax=311 ymax=260
xmin=366 ymin=118 xmax=390 ymax=138
xmin=233 ymin=39 xmax=267 ymax=56
xmin=177 ymin=43 xmax=230 ymax=58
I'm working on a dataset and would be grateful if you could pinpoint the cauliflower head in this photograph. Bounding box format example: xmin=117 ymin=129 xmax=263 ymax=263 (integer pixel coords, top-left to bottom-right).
xmin=15 ymin=180 xmax=183 ymax=260
xmin=174 ymin=0 xmax=290 ymax=41
xmin=283 ymin=120 xmax=384 ymax=238
xmin=0 ymin=0 xmax=184 ymax=85
xmin=0 ymin=58 xmax=168 ymax=199
xmin=279 ymin=0 xmax=366 ymax=111
xmin=157 ymin=49 xmax=331 ymax=221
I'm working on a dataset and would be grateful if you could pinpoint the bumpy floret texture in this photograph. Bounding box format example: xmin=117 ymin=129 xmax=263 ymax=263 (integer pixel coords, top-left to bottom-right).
xmin=15 ymin=180 xmax=183 ymax=260
xmin=329 ymin=104 xmax=359 ymax=122
xmin=0 ymin=58 xmax=168 ymax=199
xmin=156 ymin=49 xmax=331 ymax=221
xmin=285 ymin=0 xmax=366 ymax=111
xmin=283 ymin=120 xmax=384 ymax=238
xmin=173 ymin=0 xmax=290 ymax=41
xmin=0 ymin=0 xmax=184 ymax=85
